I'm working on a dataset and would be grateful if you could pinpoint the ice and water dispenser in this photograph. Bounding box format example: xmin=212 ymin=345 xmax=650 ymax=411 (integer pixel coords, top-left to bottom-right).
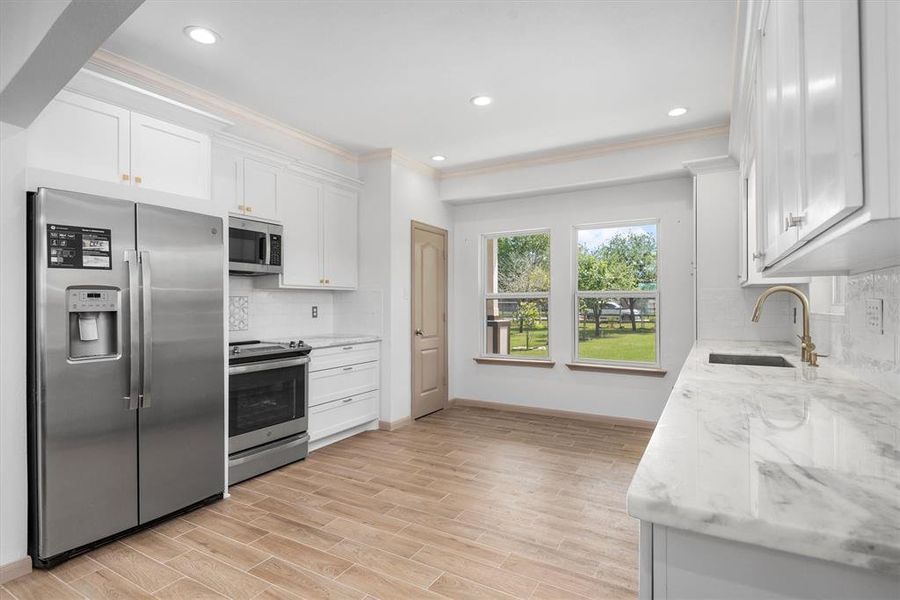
xmin=66 ymin=287 xmax=120 ymax=360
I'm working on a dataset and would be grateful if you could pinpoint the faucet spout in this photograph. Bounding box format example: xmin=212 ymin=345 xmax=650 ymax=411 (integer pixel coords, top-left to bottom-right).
xmin=751 ymin=286 xmax=817 ymax=366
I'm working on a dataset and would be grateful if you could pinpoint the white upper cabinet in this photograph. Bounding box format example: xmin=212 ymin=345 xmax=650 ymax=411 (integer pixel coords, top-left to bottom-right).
xmin=799 ymin=0 xmax=863 ymax=239
xmin=28 ymin=90 xmax=211 ymax=200
xmin=242 ymin=158 xmax=279 ymax=220
xmin=322 ymin=186 xmax=358 ymax=289
xmin=279 ymin=172 xmax=323 ymax=287
xmin=737 ymin=0 xmax=897 ymax=275
xmin=28 ymin=90 xmax=130 ymax=185
xmin=130 ymin=113 xmax=210 ymax=199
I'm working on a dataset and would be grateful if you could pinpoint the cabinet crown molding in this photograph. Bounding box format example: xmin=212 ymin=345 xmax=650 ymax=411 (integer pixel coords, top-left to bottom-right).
xmin=683 ymin=155 xmax=738 ymax=175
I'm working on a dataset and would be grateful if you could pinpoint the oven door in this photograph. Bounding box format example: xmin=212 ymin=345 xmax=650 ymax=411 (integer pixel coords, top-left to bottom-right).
xmin=229 ymin=219 xmax=278 ymax=275
xmin=228 ymin=356 xmax=309 ymax=453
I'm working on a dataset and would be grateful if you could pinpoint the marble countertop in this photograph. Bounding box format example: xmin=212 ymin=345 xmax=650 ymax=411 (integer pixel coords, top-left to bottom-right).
xmin=626 ymin=340 xmax=900 ymax=574
xmin=301 ymin=334 xmax=381 ymax=349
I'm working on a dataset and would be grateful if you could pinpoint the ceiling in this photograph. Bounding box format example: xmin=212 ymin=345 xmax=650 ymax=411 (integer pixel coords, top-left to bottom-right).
xmin=102 ymin=0 xmax=737 ymax=170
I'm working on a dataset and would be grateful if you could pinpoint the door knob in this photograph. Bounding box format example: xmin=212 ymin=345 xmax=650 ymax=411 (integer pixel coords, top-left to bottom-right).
xmin=415 ymin=329 xmax=424 ymax=336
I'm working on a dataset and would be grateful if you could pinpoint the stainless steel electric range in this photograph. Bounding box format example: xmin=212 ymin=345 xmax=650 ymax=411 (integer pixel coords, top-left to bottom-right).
xmin=228 ymin=339 xmax=312 ymax=484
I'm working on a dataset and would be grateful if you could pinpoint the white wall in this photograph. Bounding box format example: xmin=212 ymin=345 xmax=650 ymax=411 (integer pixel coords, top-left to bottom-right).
xmin=695 ymin=168 xmax=798 ymax=341
xmin=0 ymin=123 xmax=29 ymax=567
xmin=451 ymin=176 xmax=695 ymax=422
xmin=0 ymin=0 xmax=70 ymax=93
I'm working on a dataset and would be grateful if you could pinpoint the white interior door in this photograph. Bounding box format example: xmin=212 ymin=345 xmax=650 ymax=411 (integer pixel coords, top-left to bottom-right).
xmin=322 ymin=186 xmax=358 ymax=288
xmin=130 ymin=113 xmax=210 ymax=199
xmin=242 ymin=158 xmax=279 ymax=220
xmin=278 ymin=173 xmax=323 ymax=287
xmin=411 ymin=221 xmax=448 ymax=420
xmin=28 ymin=90 xmax=130 ymax=184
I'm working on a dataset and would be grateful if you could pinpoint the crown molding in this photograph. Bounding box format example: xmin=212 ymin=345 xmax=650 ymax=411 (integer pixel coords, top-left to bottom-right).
xmin=682 ymin=155 xmax=738 ymax=175
xmin=440 ymin=123 xmax=730 ymax=180
xmin=360 ymin=148 xmax=439 ymax=179
xmin=214 ymin=131 xmax=363 ymax=189
xmin=87 ymin=49 xmax=358 ymax=162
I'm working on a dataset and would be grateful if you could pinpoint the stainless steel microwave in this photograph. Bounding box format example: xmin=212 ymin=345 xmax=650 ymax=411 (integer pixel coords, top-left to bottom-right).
xmin=228 ymin=217 xmax=283 ymax=275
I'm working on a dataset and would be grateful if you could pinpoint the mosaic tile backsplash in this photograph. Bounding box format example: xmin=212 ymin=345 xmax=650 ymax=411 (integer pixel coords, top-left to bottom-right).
xmin=228 ymin=296 xmax=249 ymax=331
xmin=810 ymin=266 xmax=900 ymax=398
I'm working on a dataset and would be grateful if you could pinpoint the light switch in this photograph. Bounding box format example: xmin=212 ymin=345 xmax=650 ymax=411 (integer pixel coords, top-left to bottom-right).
xmin=865 ymin=298 xmax=883 ymax=334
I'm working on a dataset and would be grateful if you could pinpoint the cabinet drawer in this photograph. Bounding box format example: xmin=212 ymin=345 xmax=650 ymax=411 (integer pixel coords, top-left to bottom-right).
xmin=309 ymin=342 xmax=379 ymax=372
xmin=309 ymin=360 xmax=378 ymax=407
xmin=309 ymin=391 xmax=378 ymax=442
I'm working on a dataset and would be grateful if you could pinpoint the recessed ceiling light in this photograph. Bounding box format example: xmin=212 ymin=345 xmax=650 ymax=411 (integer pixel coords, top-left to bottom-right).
xmin=667 ymin=106 xmax=688 ymax=117
xmin=470 ymin=95 xmax=493 ymax=107
xmin=184 ymin=26 xmax=219 ymax=45
xmin=431 ymin=155 xmax=446 ymax=162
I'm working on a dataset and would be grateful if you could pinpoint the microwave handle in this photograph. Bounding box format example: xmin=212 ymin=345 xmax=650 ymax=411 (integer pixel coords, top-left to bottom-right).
xmin=258 ymin=235 xmax=268 ymax=265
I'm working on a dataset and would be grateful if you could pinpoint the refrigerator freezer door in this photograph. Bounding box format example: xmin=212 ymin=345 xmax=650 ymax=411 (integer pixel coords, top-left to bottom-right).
xmin=135 ymin=204 xmax=225 ymax=523
xmin=31 ymin=188 xmax=138 ymax=560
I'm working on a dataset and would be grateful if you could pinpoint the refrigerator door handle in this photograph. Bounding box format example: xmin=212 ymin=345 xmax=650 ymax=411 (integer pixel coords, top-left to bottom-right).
xmin=140 ymin=250 xmax=153 ymax=408
xmin=124 ymin=250 xmax=140 ymax=410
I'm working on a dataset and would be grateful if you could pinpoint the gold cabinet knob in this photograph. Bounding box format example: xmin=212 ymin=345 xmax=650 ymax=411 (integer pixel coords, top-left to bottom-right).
xmin=122 ymin=174 xmax=130 ymax=182
xmin=326 ymin=279 xmax=330 ymax=284
xmin=244 ymin=205 xmax=252 ymax=213
xmin=134 ymin=176 xmax=142 ymax=184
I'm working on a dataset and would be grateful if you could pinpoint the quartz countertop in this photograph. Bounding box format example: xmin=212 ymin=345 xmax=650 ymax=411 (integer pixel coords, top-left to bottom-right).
xmin=626 ymin=340 xmax=900 ymax=574
xmin=301 ymin=334 xmax=381 ymax=349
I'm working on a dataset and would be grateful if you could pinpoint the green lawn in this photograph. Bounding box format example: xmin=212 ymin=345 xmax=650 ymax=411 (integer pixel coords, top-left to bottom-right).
xmin=577 ymin=322 xmax=656 ymax=362
xmin=505 ymin=320 xmax=656 ymax=362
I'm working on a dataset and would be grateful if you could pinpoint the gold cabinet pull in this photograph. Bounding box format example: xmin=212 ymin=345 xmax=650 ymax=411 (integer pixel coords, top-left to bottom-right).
xmin=244 ymin=205 xmax=253 ymax=213
xmin=326 ymin=279 xmax=330 ymax=284
xmin=122 ymin=174 xmax=130 ymax=182
xmin=134 ymin=176 xmax=142 ymax=184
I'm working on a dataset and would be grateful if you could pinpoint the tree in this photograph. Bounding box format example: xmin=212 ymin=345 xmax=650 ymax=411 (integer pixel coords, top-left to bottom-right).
xmin=513 ymin=301 xmax=540 ymax=348
xmin=497 ymin=234 xmax=550 ymax=293
xmin=576 ymin=244 xmax=637 ymax=335
xmin=597 ymin=231 xmax=657 ymax=331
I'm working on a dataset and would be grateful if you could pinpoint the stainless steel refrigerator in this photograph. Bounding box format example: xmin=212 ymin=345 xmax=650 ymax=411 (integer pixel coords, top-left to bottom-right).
xmin=27 ymin=188 xmax=225 ymax=567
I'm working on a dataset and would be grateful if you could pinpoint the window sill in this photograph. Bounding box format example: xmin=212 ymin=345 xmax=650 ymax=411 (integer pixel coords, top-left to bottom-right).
xmin=474 ymin=357 xmax=556 ymax=368
xmin=565 ymin=362 xmax=667 ymax=377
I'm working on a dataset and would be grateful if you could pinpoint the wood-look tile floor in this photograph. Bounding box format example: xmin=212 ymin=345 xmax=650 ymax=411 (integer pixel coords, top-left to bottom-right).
xmin=2 ymin=406 xmax=651 ymax=600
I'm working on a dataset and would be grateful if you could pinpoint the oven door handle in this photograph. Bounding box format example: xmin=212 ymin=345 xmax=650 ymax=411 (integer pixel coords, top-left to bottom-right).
xmin=229 ymin=356 xmax=310 ymax=375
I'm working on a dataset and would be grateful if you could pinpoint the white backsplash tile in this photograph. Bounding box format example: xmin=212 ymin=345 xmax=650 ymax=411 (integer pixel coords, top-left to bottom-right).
xmin=228 ymin=276 xmax=336 ymax=342
xmin=811 ymin=266 xmax=900 ymax=398
xmin=333 ymin=288 xmax=385 ymax=336
xmin=698 ymin=287 xmax=796 ymax=342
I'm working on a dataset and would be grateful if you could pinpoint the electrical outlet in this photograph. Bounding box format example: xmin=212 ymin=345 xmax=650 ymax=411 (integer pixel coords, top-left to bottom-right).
xmin=865 ymin=298 xmax=883 ymax=334
xmin=312 ymin=305 xmax=318 ymax=319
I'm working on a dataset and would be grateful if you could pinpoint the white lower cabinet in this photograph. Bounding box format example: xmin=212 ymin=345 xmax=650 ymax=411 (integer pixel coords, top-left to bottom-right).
xmin=642 ymin=523 xmax=898 ymax=600
xmin=308 ymin=342 xmax=379 ymax=447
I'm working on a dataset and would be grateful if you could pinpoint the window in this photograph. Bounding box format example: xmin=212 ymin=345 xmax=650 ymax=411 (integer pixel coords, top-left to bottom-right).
xmin=574 ymin=222 xmax=658 ymax=366
xmin=482 ymin=231 xmax=551 ymax=359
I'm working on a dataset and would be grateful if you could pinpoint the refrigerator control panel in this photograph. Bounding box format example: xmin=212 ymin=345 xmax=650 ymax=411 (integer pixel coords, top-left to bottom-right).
xmin=47 ymin=224 xmax=112 ymax=270
xmin=67 ymin=289 xmax=119 ymax=313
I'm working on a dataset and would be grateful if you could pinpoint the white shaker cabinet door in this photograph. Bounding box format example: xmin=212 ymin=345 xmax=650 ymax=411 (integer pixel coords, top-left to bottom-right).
xmin=773 ymin=0 xmax=804 ymax=260
xmin=28 ymin=90 xmax=131 ymax=184
xmin=278 ymin=173 xmax=323 ymax=287
xmin=242 ymin=158 xmax=279 ymax=220
xmin=759 ymin=1 xmax=783 ymax=267
xmin=130 ymin=113 xmax=211 ymax=199
xmin=322 ymin=186 xmax=358 ymax=289
xmin=211 ymin=144 xmax=243 ymax=215
xmin=799 ymin=0 xmax=863 ymax=240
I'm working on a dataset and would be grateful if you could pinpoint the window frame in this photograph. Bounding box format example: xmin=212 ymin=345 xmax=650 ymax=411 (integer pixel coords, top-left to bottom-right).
xmin=571 ymin=219 xmax=661 ymax=369
xmin=479 ymin=228 xmax=552 ymax=362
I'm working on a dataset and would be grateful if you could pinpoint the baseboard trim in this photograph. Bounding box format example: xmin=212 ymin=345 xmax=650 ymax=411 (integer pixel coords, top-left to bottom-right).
xmin=0 ymin=556 xmax=31 ymax=585
xmin=449 ymin=397 xmax=656 ymax=430
xmin=378 ymin=417 xmax=411 ymax=431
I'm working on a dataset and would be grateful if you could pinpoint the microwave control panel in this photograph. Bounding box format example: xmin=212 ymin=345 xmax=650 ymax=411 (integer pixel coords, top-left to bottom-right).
xmin=269 ymin=234 xmax=282 ymax=266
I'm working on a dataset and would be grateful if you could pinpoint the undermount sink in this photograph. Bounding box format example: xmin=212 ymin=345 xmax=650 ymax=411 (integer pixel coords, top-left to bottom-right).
xmin=708 ymin=353 xmax=794 ymax=368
